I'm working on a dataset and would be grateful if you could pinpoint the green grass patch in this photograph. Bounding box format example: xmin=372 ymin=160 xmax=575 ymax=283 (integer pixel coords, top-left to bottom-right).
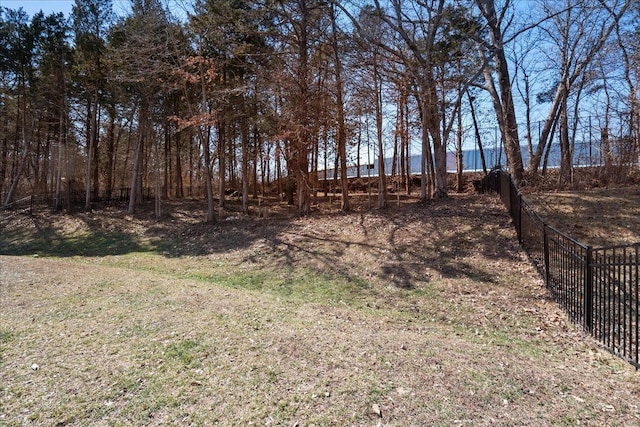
xmin=0 ymin=330 xmax=15 ymax=343
xmin=205 ymin=267 xmax=372 ymax=305
xmin=97 ymin=254 xmax=377 ymax=308
xmin=0 ymin=330 xmax=16 ymax=364
xmin=164 ymin=339 xmax=203 ymax=367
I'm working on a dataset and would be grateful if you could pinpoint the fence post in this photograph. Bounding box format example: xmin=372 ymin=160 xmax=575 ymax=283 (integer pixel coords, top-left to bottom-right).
xmin=584 ymin=245 xmax=593 ymax=333
xmin=543 ymin=224 xmax=550 ymax=287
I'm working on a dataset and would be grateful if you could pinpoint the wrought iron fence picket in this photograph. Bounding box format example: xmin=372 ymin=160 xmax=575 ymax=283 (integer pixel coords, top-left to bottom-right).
xmin=491 ymin=170 xmax=639 ymax=369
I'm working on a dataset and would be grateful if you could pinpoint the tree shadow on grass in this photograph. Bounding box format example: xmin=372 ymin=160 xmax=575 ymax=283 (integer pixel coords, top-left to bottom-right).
xmin=0 ymin=195 xmax=524 ymax=295
xmin=0 ymin=226 xmax=152 ymax=257
xmin=0 ymin=201 xmax=282 ymax=258
xmin=221 ymin=194 xmax=523 ymax=293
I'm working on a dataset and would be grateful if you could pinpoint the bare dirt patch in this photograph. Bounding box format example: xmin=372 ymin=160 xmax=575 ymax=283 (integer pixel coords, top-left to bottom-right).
xmin=1 ymin=193 xmax=639 ymax=426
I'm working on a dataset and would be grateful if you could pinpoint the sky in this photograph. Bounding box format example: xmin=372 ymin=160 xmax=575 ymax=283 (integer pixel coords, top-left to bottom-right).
xmin=1 ymin=0 xmax=75 ymax=17
xmin=0 ymin=0 xmax=190 ymax=19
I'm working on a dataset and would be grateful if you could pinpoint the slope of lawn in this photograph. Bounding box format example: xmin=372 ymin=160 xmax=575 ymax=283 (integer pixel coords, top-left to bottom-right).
xmin=524 ymin=187 xmax=640 ymax=247
xmin=1 ymin=193 xmax=639 ymax=426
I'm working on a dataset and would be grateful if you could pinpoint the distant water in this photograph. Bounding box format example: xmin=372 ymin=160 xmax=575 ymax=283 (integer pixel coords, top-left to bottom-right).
xmin=336 ymin=141 xmax=604 ymax=178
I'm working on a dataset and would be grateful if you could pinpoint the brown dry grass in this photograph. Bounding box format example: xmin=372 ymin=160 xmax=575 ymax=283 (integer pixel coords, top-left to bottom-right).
xmin=1 ymin=193 xmax=639 ymax=426
xmin=523 ymin=187 xmax=640 ymax=247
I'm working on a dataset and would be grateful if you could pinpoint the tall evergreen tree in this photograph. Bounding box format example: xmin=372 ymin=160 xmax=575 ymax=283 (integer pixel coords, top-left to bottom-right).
xmin=108 ymin=0 xmax=181 ymax=215
xmin=72 ymin=0 xmax=113 ymax=211
xmin=0 ymin=8 xmax=37 ymax=206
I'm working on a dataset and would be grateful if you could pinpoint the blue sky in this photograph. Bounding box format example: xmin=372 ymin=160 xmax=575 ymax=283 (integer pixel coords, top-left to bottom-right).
xmin=0 ymin=0 xmax=74 ymax=17
xmin=1 ymin=0 xmax=191 ymax=21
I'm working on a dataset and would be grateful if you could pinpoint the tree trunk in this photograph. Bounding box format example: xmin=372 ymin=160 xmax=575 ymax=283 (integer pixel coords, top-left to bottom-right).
xmin=420 ymin=82 xmax=446 ymax=199
xmin=128 ymin=99 xmax=147 ymax=215
xmin=275 ymin=142 xmax=282 ymax=198
xmin=558 ymin=85 xmax=572 ymax=186
xmin=163 ymin=119 xmax=171 ymax=199
xmin=476 ymin=0 xmax=524 ymax=185
xmin=92 ymin=104 xmax=100 ymax=200
xmin=456 ymin=99 xmax=464 ymax=192
xmin=404 ymin=98 xmax=411 ymax=194
xmin=398 ymin=88 xmax=409 ymax=193
xmin=4 ymin=126 xmax=31 ymax=208
xmin=0 ymin=117 xmax=7 ymax=204
xmin=374 ymin=59 xmax=386 ymax=209
xmin=202 ymin=126 xmax=216 ymax=223
xmin=252 ymin=125 xmax=259 ymax=200
xmin=602 ymin=127 xmax=613 ymax=175
xmin=323 ymin=127 xmax=329 ymax=197
xmin=331 ymin=4 xmax=350 ymax=212
xmin=542 ymin=111 xmax=560 ymax=175
xmin=522 ymin=73 xmax=534 ymax=162
xmin=54 ymin=104 xmax=65 ymax=211
xmin=241 ymin=119 xmax=249 ymax=215
xmin=432 ymin=132 xmax=447 ymax=199
xmin=127 ymin=131 xmax=143 ymax=214
xmin=493 ymin=42 xmax=523 ymax=184
xmin=468 ymin=91 xmax=487 ymax=174
xmin=419 ymin=98 xmax=429 ymax=202
xmin=85 ymin=96 xmax=95 ymax=212
xmin=154 ymin=136 xmax=161 ymax=219
xmin=105 ymin=109 xmax=116 ymax=200
xmin=295 ymin=0 xmax=311 ymax=215
xmin=529 ymin=83 xmax=563 ymax=174
xmin=312 ymin=127 xmax=319 ymax=205
xmin=218 ymin=118 xmax=226 ymax=207
xmin=356 ymin=121 xmax=361 ymax=179
xmin=392 ymin=113 xmax=399 ymax=181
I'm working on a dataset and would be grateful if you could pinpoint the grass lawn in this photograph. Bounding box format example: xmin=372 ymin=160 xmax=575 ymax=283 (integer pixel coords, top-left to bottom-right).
xmin=1 ymin=193 xmax=639 ymax=426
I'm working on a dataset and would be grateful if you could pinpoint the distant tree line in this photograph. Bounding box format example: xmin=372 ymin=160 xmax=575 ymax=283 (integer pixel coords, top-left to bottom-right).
xmin=1 ymin=0 xmax=638 ymax=220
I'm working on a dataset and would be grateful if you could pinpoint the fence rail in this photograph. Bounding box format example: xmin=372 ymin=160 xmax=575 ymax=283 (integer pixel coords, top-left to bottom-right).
xmin=0 ymin=196 xmax=33 ymax=223
xmin=492 ymin=169 xmax=639 ymax=369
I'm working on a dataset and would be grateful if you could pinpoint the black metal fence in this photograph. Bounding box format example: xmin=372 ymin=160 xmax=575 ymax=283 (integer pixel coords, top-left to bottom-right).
xmin=0 ymin=195 xmax=33 ymax=223
xmin=493 ymin=170 xmax=639 ymax=369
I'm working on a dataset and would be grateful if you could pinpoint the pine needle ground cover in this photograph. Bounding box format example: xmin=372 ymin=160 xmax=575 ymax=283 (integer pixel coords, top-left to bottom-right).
xmin=1 ymin=194 xmax=639 ymax=426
